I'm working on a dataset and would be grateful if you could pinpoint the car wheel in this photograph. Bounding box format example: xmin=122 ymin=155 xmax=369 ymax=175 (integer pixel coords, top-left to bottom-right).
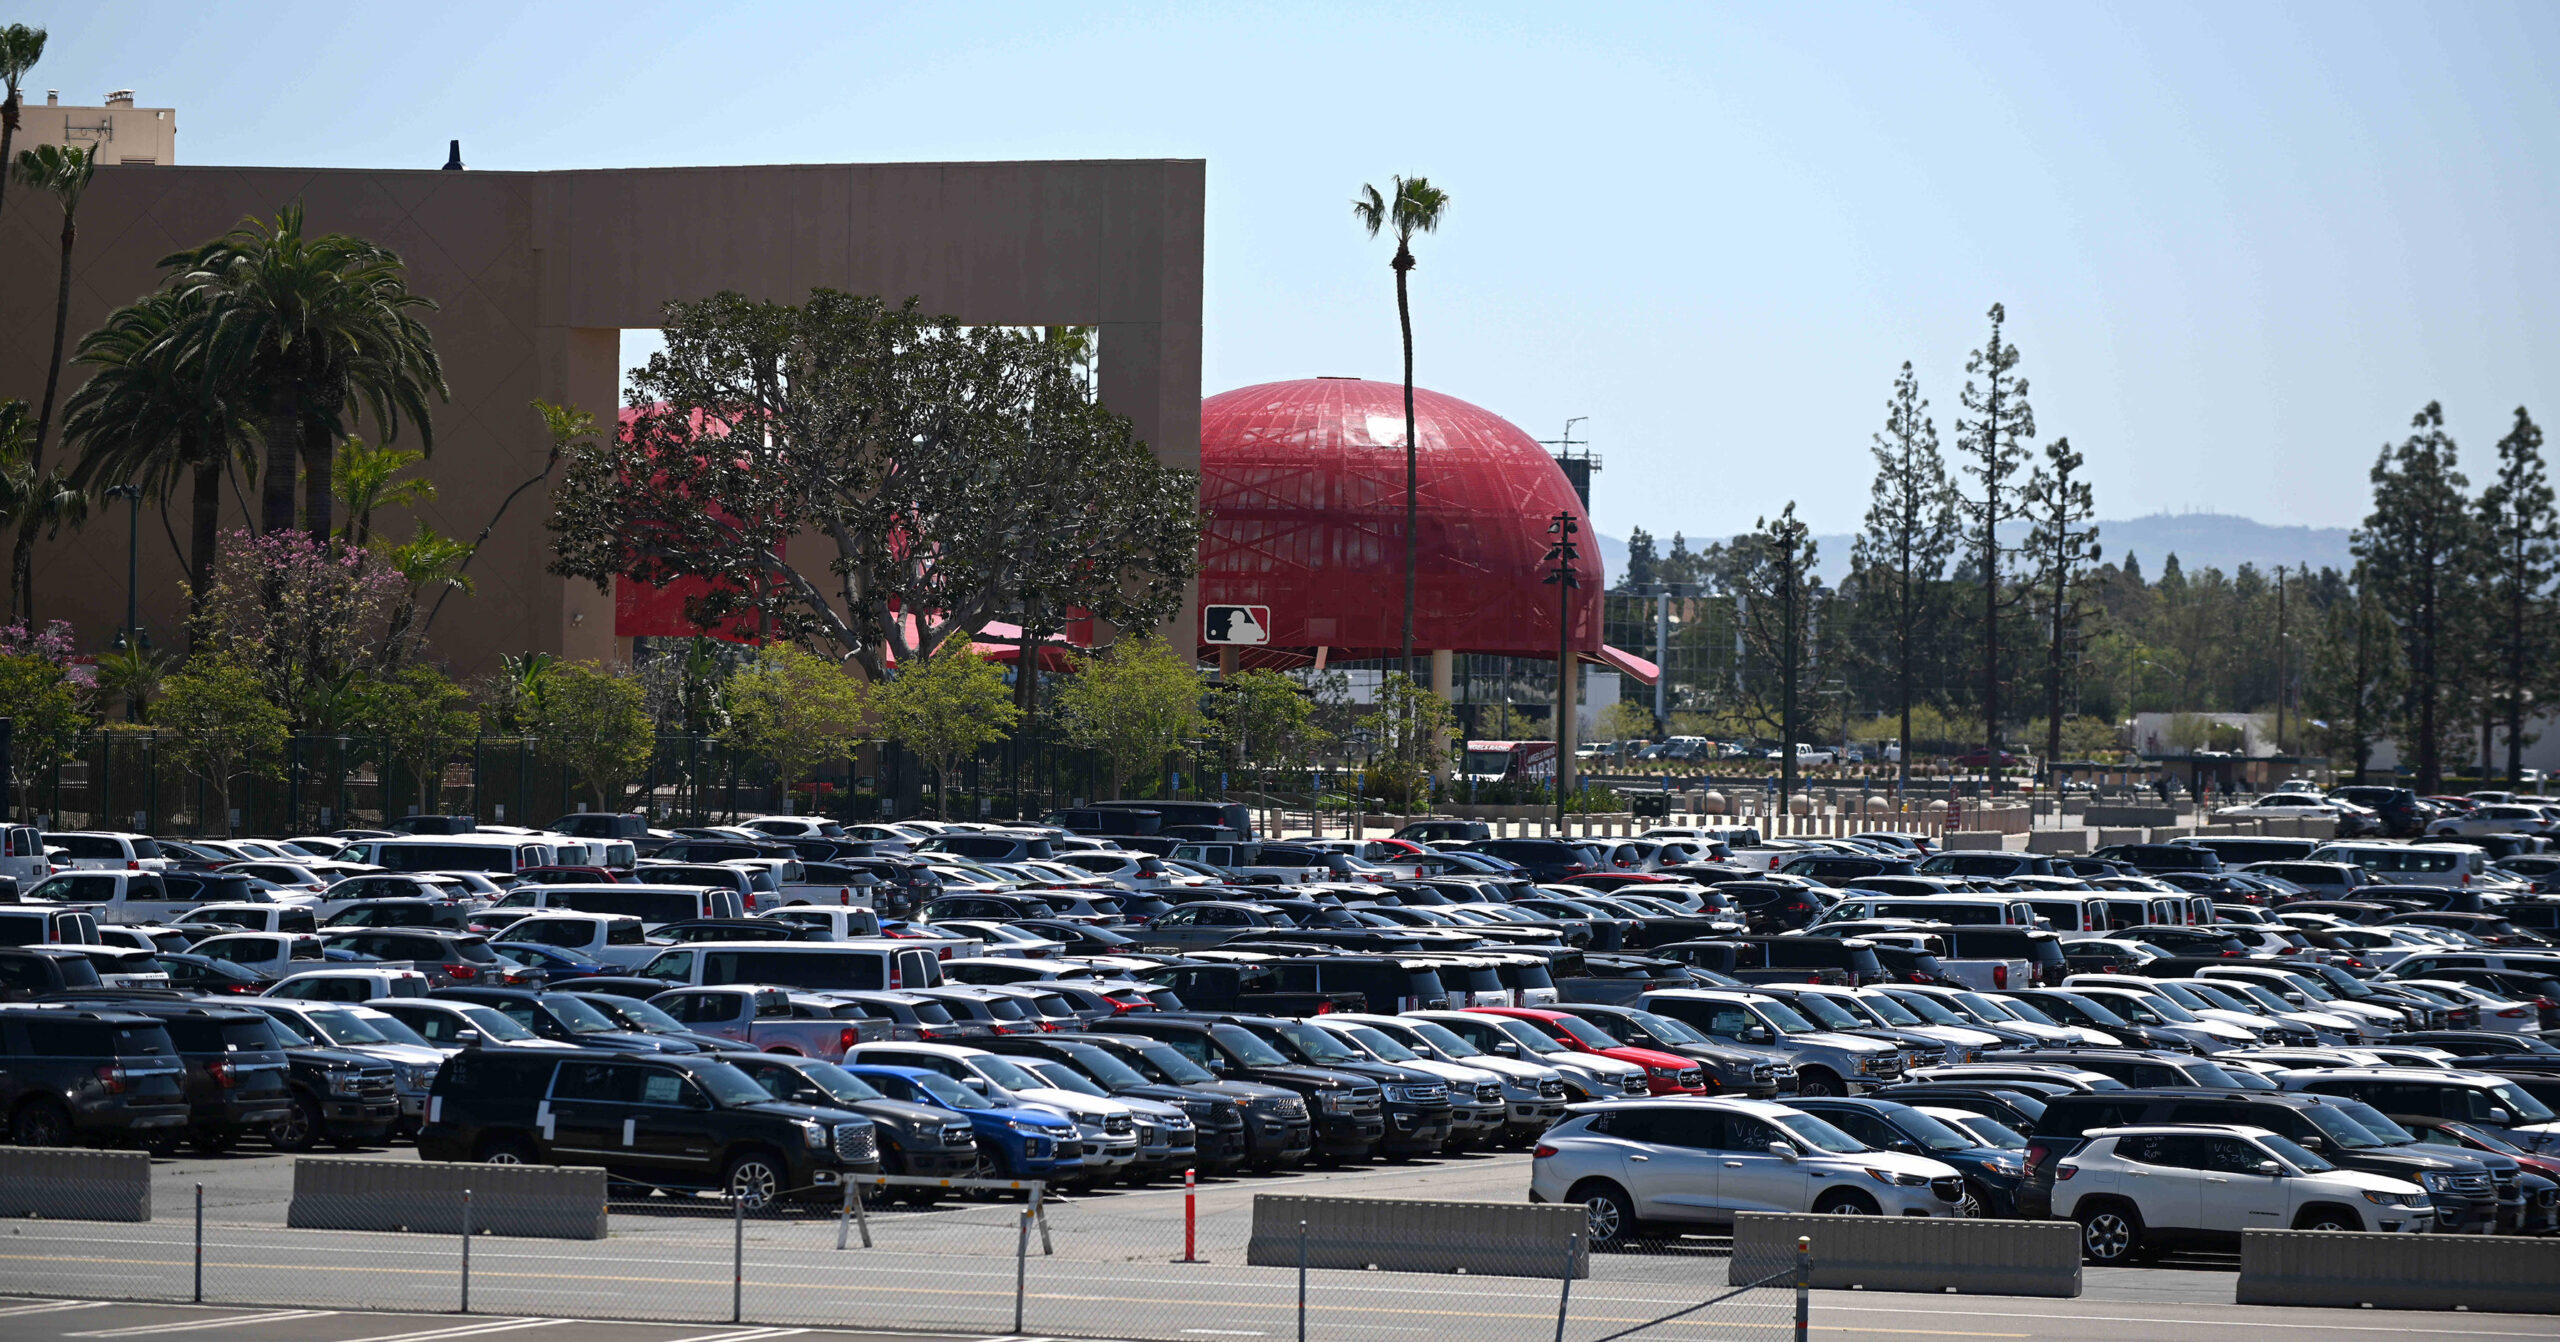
xmin=1955 ymin=1187 xmax=1984 ymax=1219
xmin=9 ymin=1100 xmax=71 ymax=1148
xmin=1569 ymin=1179 xmax=1640 ymax=1250
xmin=268 ymin=1095 xmax=322 ymax=1154
xmin=1792 ymin=1069 xmax=1844 ymax=1098
xmin=2295 ymin=1206 xmax=2362 ymax=1233
xmin=2078 ymin=1203 xmax=2144 ymax=1264
xmin=723 ymin=1150 xmax=785 ymax=1209
xmin=1813 ymin=1189 xmax=1878 ymax=1215
xmin=477 ymin=1134 xmax=538 ymax=1165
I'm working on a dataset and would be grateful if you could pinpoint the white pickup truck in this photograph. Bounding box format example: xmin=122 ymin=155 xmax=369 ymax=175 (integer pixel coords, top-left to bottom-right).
xmin=1169 ymin=841 xmax=1326 ymax=885
xmin=488 ymin=913 xmax=662 ymax=969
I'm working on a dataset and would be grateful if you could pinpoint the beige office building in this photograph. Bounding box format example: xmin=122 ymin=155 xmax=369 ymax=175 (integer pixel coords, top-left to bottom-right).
xmin=16 ymin=89 xmax=177 ymax=164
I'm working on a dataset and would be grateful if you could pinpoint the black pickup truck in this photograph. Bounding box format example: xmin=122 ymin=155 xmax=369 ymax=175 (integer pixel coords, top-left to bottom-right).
xmin=1140 ymin=961 xmax=1364 ymax=1016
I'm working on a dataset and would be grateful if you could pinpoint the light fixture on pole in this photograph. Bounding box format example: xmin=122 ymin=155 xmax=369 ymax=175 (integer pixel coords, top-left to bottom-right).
xmin=103 ymin=484 xmax=146 ymax=653
xmin=1542 ymin=511 xmax=1581 ymax=833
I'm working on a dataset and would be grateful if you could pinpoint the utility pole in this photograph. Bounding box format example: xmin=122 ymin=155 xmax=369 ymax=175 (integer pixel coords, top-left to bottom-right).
xmin=1654 ymin=585 xmax=1672 ymax=737
xmin=2273 ymin=564 xmax=2288 ymax=759
xmin=1543 ymin=512 xmax=1582 ymax=833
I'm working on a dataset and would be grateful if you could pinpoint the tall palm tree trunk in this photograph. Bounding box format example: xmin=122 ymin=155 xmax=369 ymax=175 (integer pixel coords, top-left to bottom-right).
xmin=12 ymin=204 xmax=75 ymax=618
xmin=1395 ymin=248 xmax=1417 ymax=684
xmin=187 ymin=458 xmax=222 ymax=630
xmin=0 ymin=93 xmax=19 ymax=223
xmin=300 ymin=422 xmax=336 ymax=540
xmin=261 ymin=414 xmax=299 ymax=533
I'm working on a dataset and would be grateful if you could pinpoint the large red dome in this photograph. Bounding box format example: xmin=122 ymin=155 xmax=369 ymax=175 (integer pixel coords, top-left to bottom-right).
xmin=1197 ymin=377 xmax=1610 ymax=666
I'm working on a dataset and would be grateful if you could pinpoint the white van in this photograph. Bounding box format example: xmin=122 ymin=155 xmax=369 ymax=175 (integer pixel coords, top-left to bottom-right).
xmin=2307 ymin=842 xmax=2502 ymax=891
xmin=2017 ymin=893 xmax=2117 ymax=935
xmin=482 ymin=882 xmax=741 ymax=929
xmin=632 ymin=939 xmax=960 ymax=993
xmin=0 ymin=824 xmax=46 ymax=885
xmin=335 ymin=835 xmax=560 ymax=880
xmin=0 ymin=906 xmax=97 ymax=946
xmin=48 ymin=831 xmax=174 ymax=872
xmin=1814 ymin=896 xmax=2038 ymax=928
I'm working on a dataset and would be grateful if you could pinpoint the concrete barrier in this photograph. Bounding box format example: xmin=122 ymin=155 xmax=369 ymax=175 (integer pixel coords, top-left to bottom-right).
xmin=1940 ymin=830 xmax=2005 ymax=850
xmin=1246 ymin=1195 xmax=1587 ymax=1279
xmin=2094 ymin=827 xmax=2144 ymax=847
xmin=0 ymin=1147 xmax=150 ymax=1222
xmin=2026 ymin=829 xmax=2090 ymax=854
xmin=287 ymin=1157 xmax=607 ymax=1239
xmin=1727 ymin=1213 xmax=2080 ymax=1297
xmin=2238 ymin=1228 xmax=2560 ymax=1313
xmin=2085 ymin=804 xmax=2179 ymax=828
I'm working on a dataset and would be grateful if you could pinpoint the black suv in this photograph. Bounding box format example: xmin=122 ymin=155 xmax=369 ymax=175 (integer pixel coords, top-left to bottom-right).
xmin=2021 ymin=1087 xmax=2510 ymax=1231
xmin=2330 ymin=786 xmax=2429 ymax=838
xmin=418 ymin=1049 xmax=878 ymax=1205
xmin=1080 ymin=1031 xmax=1315 ymax=1171
xmin=0 ymin=947 xmax=107 ymax=1001
xmin=718 ymin=1053 xmax=967 ymax=1189
xmin=102 ymin=1002 xmax=295 ymax=1153
xmin=1465 ymin=839 xmax=1596 ymax=880
xmin=0 ymin=1007 xmax=189 ymax=1145
xmin=1212 ymin=1014 xmax=1454 ymax=1158
xmin=1110 ymin=1016 xmax=1384 ymax=1160
xmin=979 ymin=1035 xmax=1254 ymax=1172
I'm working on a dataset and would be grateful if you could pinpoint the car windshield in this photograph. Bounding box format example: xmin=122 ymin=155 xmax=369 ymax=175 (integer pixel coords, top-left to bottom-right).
xmin=968 ymin=1056 xmax=1053 ymax=1094
xmin=790 ymin=1061 xmax=884 ymax=1104
xmin=1855 ymin=994 xmax=1926 ymax=1027
xmin=2131 ymin=994 xmax=2204 ymax=1024
xmin=1782 ymin=994 xmax=1869 ymax=1030
xmin=2279 ymin=976 xmax=2338 ymax=1002
xmin=2298 ymin=1103 xmax=2386 ymax=1150
xmin=1752 ymin=1000 xmax=1823 ymax=1034
xmin=2490 ymin=1082 xmax=2559 ymax=1122
xmin=1271 ymin=1020 xmax=1362 ymax=1065
xmin=1124 ymin=1041 xmax=1217 ymax=1085
xmin=2260 ymin=1132 xmax=2337 ymax=1174
xmin=1991 ymin=997 xmax=2064 ymax=1026
xmin=1886 ymin=1107 xmax=1983 ymax=1152
xmin=2146 ymin=982 xmax=2213 ymax=1011
xmin=1886 ymin=993 xmax=1970 ymax=1026
xmin=1405 ymin=1020 xmax=1484 ymax=1058
xmin=1771 ymin=1111 xmax=1866 ymax=1154
xmin=1063 ymin=1048 xmax=1148 ymax=1089
xmin=1490 ymin=1019 xmax=1568 ymax=1054
xmin=1210 ymin=1024 xmax=1293 ymax=1068
xmin=2047 ymin=993 xmax=2128 ymax=1026
xmin=1953 ymin=992 xmax=2023 ymax=1022
xmin=258 ymin=1012 xmax=317 ymax=1044
xmin=2324 ymin=1097 xmax=2420 ymax=1143
xmin=1626 ymin=1009 xmax=1713 ymax=1045
xmin=456 ymin=1006 xmax=535 ymax=1041
xmin=1945 ymin=1113 xmax=2027 ymax=1149
xmin=356 ymin=1013 xmax=433 ymax=1048
xmin=302 ymin=1009 xmax=392 ymax=1046
xmin=1024 ymin=1060 xmax=1110 ymax=1096
xmin=689 ymin=1060 xmax=776 ymax=1107
xmin=1339 ymin=1025 xmax=1420 ymax=1061
xmin=608 ymin=998 xmax=689 ymax=1032
xmin=544 ymin=996 xmax=622 ymax=1033
xmin=908 ymin=1070 xmax=988 ymax=1108
xmin=2222 ymin=982 xmax=2297 ymax=1012
xmin=2441 ymin=1121 xmax=2528 ymax=1155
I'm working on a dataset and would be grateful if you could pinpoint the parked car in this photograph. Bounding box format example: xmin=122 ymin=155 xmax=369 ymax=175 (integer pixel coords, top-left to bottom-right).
xmin=1785 ymin=1096 xmax=2029 ymax=1217
xmin=647 ymin=984 xmax=882 ymax=1060
xmin=0 ymin=1006 xmax=189 ymax=1145
xmin=720 ymin=1053 xmax=976 ymax=1198
xmin=2051 ymin=1123 xmax=2432 ymax=1262
xmin=837 ymin=1062 xmax=1083 ymax=1184
xmin=1530 ymin=1097 xmax=1967 ymax=1247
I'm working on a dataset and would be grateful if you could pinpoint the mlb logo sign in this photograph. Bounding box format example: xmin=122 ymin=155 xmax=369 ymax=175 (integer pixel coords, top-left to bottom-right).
xmin=1203 ymin=605 xmax=1271 ymax=645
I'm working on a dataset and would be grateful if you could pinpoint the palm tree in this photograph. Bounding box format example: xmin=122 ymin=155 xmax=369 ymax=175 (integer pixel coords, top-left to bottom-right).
xmin=0 ymin=24 xmax=43 ymax=220
xmin=11 ymin=141 xmax=97 ymax=618
xmin=158 ymin=202 xmax=446 ymax=537
xmin=63 ymin=286 xmax=258 ymax=621
xmin=1352 ymin=174 xmax=1450 ymax=682
xmin=0 ymin=400 xmax=87 ymax=600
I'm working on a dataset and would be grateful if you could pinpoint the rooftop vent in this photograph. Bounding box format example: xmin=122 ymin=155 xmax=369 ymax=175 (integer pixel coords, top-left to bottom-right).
xmin=104 ymin=90 xmax=135 ymax=107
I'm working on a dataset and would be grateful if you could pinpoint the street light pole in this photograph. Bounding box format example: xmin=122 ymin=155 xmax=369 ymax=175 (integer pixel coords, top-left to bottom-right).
xmin=104 ymin=485 xmax=143 ymax=651
xmin=1543 ymin=513 xmax=1582 ymax=834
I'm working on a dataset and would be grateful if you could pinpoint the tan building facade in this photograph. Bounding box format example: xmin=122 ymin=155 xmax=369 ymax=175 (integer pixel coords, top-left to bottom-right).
xmin=17 ymin=89 xmax=177 ymax=164
xmin=0 ymin=157 xmax=1204 ymax=676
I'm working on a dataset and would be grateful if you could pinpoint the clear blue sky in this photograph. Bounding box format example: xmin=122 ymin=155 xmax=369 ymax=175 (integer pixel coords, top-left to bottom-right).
xmin=41 ymin=2 xmax=2558 ymax=541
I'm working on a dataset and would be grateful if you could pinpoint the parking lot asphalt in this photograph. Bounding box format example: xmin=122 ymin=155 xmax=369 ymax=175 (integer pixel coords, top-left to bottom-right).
xmin=2 ymin=1147 xmax=2540 ymax=1341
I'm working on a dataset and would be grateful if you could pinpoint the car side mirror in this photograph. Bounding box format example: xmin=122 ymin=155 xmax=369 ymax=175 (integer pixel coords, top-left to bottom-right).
xmin=2491 ymin=1108 xmax=2513 ymax=1124
xmin=455 ymin=1028 xmax=481 ymax=1046
xmin=1494 ymin=1042 xmax=1520 ymax=1057
xmin=1742 ymin=1028 xmax=1774 ymax=1044
xmin=1769 ymin=1141 xmax=1799 ymax=1163
xmin=2297 ymin=1135 xmax=2322 ymax=1151
xmin=2255 ymin=1159 xmax=2282 ymax=1177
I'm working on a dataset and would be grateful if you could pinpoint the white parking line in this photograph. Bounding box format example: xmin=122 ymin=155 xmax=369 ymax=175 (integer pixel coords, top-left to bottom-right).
xmin=0 ymin=1301 xmax=105 ymax=1318
xmin=69 ymin=1311 xmax=334 ymax=1336
xmin=655 ymin=1330 xmax=808 ymax=1342
xmin=320 ymin=1320 xmax=562 ymax=1342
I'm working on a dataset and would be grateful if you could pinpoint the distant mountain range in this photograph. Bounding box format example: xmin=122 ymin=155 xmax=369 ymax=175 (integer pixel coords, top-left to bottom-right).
xmin=1596 ymin=512 xmax=2354 ymax=587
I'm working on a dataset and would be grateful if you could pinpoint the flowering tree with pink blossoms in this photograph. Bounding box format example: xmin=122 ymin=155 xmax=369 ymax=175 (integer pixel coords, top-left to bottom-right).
xmin=191 ymin=529 xmax=403 ymax=733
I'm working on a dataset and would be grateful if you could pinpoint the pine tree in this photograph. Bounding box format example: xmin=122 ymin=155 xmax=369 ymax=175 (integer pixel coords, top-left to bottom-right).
xmin=1732 ymin=505 xmax=1816 ymax=808
xmin=1850 ymin=361 xmax=1957 ymax=794
xmin=2355 ymin=402 xmax=2482 ymax=794
xmin=2022 ymin=436 xmax=2101 ymax=775
xmin=1623 ymin=526 xmax=1659 ymax=589
xmin=2478 ymin=407 xmax=2553 ymax=784
xmin=1954 ymin=303 xmax=2035 ymax=794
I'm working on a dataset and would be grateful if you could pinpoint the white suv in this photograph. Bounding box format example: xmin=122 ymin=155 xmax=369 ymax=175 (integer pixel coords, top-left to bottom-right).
xmin=2051 ymin=1123 xmax=2432 ymax=1263
xmin=1529 ymin=1098 xmax=1966 ymax=1247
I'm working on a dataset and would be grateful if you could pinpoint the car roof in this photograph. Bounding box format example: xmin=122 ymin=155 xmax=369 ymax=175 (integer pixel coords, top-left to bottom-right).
xmin=2088 ymin=1123 xmax=2277 ymax=1139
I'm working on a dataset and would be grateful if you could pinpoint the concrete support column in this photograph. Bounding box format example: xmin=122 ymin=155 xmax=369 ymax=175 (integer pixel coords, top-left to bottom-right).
xmin=1430 ymin=650 xmax=1456 ymax=781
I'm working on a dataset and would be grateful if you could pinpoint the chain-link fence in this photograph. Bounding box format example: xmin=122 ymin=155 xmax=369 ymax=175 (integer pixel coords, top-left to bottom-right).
xmin=0 ymin=1179 xmax=1814 ymax=1342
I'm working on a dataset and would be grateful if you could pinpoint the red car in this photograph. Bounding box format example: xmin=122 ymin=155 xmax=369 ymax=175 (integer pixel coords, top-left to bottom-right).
xmin=1465 ymin=1006 xmax=1715 ymax=1095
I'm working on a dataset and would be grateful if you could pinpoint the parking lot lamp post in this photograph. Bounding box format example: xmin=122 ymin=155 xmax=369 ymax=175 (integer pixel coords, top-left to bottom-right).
xmin=103 ymin=484 xmax=142 ymax=650
xmin=1543 ymin=512 xmax=1582 ymax=833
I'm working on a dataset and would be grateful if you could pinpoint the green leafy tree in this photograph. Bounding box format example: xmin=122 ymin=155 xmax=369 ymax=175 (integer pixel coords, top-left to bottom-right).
xmin=63 ymin=287 xmax=257 ymax=620
xmin=1954 ymin=302 xmax=2036 ymax=795
xmin=361 ymin=665 xmax=476 ymax=817
xmin=525 ymin=660 xmax=655 ymax=810
xmin=1054 ymin=635 xmax=1205 ymax=798
xmin=549 ymin=293 xmax=1196 ymax=676
xmin=871 ymin=645 xmax=1017 ymax=819
xmin=724 ymin=644 xmax=875 ymax=808
xmin=10 ymin=141 xmax=97 ymax=619
xmin=1851 ymin=361 xmax=1958 ymax=793
xmin=1206 ymin=668 xmax=1325 ymax=790
xmin=1595 ymin=698 xmax=1657 ymax=745
xmin=1352 ymin=173 xmax=1451 ymax=680
xmin=1473 ymin=702 xmax=1544 ymax=741
xmin=0 ymin=24 xmax=45 ymax=220
xmin=331 ymin=437 xmax=436 ymax=547
xmin=91 ymin=644 xmax=173 ymax=723
xmin=2021 ymin=436 xmax=2102 ymax=774
xmin=154 ymin=657 xmax=287 ymax=836
xmin=2478 ymin=406 xmax=2553 ymax=784
xmin=1730 ymin=505 xmax=1817 ymax=805
xmin=2356 ymin=402 xmax=2483 ymax=793
xmin=1363 ymin=673 xmax=1459 ymax=809
xmin=157 ymin=202 xmax=447 ymax=536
